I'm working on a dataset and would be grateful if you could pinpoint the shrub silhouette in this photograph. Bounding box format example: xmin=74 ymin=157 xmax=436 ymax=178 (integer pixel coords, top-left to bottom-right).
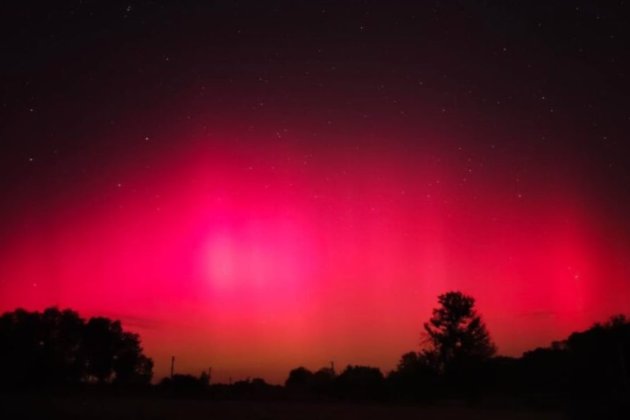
xmin=159 ymin=373 xmax=209 ymax=395
xmin=312 ymin=366 xmax=336 ymax=395
xmin=335 ymin=365 xmax=385 ymax=400
xmin=388 ymin=351 xmax=439 ymax=400
xmin=285 ymin=366 xmax=314 ymax=392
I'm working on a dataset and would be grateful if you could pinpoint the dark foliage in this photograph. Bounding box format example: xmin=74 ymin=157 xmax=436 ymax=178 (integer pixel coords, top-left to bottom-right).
xmin=284 ymin=365 xmax=336 ymax=397
xmin=0 ymin=307 xmax=153 ymax=388
xmin=285 ymin=364 xmax=386 ymax=401
xmin=423 ymin=291 xmax=496 ymax=374
xmin=208 ymin=378 xmax=285 ymax=401
xmin=565 ymin=315 xmax=630 ymax=395
xmin=3 ymin=296 xmax=630 ymax=416
xmin=285 ymin=366 xmax=315 ymax=392
xmin=158 ymin=373 xmax=209 ymax=396
xmin=507 ymin=315 xmax=630 ymax=402
xmin=386 ymin=290 xmax=630 ymax=410
xmin=335 ymin=365 xmax=385 ymax=400
xmin=387 ymin=351 xmax=439 ymax=401
xmin=389 ymin=291 xmax=496 ymax=398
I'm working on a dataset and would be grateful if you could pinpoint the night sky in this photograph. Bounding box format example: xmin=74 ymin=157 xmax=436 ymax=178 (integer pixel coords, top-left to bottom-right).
xmin=1 ymin=1 xmax=630 ymax=383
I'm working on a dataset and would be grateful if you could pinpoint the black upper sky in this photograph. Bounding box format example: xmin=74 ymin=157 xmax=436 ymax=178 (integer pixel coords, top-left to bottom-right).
xmin=2 ymin=0 xmax=630 ymax=229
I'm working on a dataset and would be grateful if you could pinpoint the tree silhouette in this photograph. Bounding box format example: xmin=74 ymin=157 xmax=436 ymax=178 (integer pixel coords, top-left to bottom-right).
xmin=41 ymin=308 xmax=85 ymax=383
xmin=423 ymin=291 xmax=496 ymax=375
xmin=0 ymin=307 xmax=85 ymax=386
xmin=82 ymin=317 xmax=122 ymax=383
xmin=0 ymin=307 xmax=153 ymax=388
xmin=565 ymin=314 xmax=630 ymax=394
xmin=82 ymin=316 xmax=154 ymax=384
xmin=112 ymin=331 xmax=154 ymax=384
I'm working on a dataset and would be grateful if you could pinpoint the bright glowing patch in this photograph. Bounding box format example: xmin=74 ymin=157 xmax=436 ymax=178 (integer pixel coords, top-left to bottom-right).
xmin=205 ymin=234 xmax=237 ymax=287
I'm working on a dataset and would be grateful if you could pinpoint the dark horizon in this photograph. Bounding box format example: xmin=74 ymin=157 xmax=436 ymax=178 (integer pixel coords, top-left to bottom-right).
xmin=1 ymin=291 xmax=628 ymax=390
xmin=2 ymin=293 xmax=629 ymax=420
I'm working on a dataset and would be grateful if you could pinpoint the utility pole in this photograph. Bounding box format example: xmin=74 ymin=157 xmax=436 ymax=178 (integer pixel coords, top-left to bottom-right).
xmin=170 ymin=356 xmax=175 ymax=378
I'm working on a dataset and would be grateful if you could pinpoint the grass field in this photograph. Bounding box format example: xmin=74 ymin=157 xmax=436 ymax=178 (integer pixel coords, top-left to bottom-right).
xmin=1 ymin=395 xmax=566 ymax=420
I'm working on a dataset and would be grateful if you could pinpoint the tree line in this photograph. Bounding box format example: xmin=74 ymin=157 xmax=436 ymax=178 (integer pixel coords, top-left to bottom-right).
xmin=1 ymin=291 xmax=629 ymax=411
xmin=283 ymin=292 xmax=630 ymax=406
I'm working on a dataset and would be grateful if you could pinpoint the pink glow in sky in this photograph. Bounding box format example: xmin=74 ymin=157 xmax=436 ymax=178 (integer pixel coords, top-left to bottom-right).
xmin=1 ymin=124 xmax=629 ymax=384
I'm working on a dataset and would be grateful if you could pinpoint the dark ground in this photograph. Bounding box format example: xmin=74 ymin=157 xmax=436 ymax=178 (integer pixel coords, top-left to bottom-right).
xmin=0 ymin=394 xmax=566 ymax=420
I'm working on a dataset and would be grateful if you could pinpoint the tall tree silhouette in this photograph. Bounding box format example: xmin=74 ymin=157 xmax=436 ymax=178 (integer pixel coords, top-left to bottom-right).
xmin=423 ymin=291 xmax=496 ymax=375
